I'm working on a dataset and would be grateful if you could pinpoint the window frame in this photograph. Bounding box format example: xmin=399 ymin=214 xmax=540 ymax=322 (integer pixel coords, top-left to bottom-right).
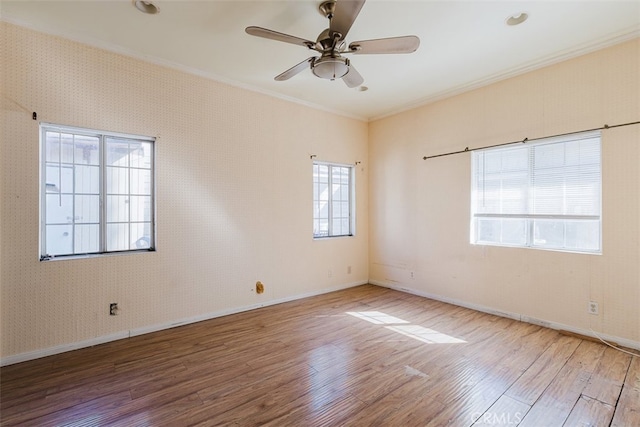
xmin=470 ymin=131 xmax=602 ymax=254
xmin=39 ymin=123 xmax=156 ymax=260
xmin=312 ymin=161 xmax=355 ymax=239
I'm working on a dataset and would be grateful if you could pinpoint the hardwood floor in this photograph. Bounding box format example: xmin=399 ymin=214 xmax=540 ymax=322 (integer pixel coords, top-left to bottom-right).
xmin=1 ymin=284 xmax=638 ymax=426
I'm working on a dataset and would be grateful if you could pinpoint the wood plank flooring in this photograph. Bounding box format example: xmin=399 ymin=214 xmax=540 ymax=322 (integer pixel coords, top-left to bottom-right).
xmin=1 ymin=284 xmax=639 ymax=426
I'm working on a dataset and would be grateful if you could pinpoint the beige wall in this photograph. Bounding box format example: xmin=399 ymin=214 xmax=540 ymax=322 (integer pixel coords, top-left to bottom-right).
xmin=0 ymin=23 xmax=369 ymax=362
xmin=369 ymin=39 xmax=640 ymax=346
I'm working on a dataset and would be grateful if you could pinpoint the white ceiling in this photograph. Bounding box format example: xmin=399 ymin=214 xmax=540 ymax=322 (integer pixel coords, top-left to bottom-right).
xmin=2 ymin=0 xmax=639 ymax=121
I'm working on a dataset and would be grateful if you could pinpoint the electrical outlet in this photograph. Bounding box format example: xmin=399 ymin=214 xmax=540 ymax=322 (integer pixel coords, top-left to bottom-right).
xmin=256 ymin=281 xmax=264 ymax=294
xmin=328 ymin=269 xmax=332 ymax=278
xmin=109 ymin=303 xmax=118 ymax=316
xmin=347 ymin=266 xmax=352 ymax=274
xmin=410 ymin=271 xmax=415 ymax=279
xmin=588 ymin=301 xmax=599 ymax=315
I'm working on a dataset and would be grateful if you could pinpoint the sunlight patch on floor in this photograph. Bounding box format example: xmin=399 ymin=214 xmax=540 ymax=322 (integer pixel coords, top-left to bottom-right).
xmin=346 ymin=311 xmax=466 ymax=344
xmin=344 ymin=311 xmax=409 ymax=325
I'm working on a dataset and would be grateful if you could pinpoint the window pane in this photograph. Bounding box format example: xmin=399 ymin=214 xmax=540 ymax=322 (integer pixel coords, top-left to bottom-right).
xmin=130 ymin=169 xmax=151 ymax=195
xmin=533 ymin=143 xmax=564 ymax=169
xmin=74 ymin=224 xmax=99 ymax=253
xmin=45 ymin=132 xmax=61 ymax=162
xmin=475 ymin=175 xmax=502 ymax=213
xmin=318 ymin=182 xmax=329 ymax=201
xmin=107 ymin=195 xmax=129 ymax=222
xmin=46 ymin=165 xmax=73 ymax=193
xmin=74 ymin=135 xmax=99 ymax=165
xmin=316 ymin=164 xmax=328 ymax=183
xmin=533 ymin=220 xmax=565 ymax=249
xmin=476 ymin=218 xmax=501 ymax=244
xmin=75 ymin=195 xmax=100 ymax=223
xmin=332 ymin=201 xmax=343 ymax=219
xmin=46 ymin=194 xmax=73 ymax=224
xmin=532 ymin=138 xmax=601 ymax=216
xmin=107 ymin=223 xmax=129 ymax=251
xmin=130 ymin=223 xmax=151 ymax=249
xmin=533 ymin=219 xmax=601 ymax=252
xmin=317 ymin=219 xmax=329 ymax=237
xmin=565 ymin=220 xmax=600 ymax=251
xmin=106 ymin=138 xmax=130 ymax=167
xmin=500 ymin=171 xmax=528 ymax=214
xmin=476 ymin=218 xmax=526 ymax=246
xmin=75 ymin=165 xmax=100 ymax=194
xmin=60 ymin=133 xmax=75 ymax=163
xmin=107 ymin=167 xmax=129 ymax=194
xmin=476 ymin=218 xmax=500 ymax=243
xmin=341 ymin=218 xmax=350 ymax=235
xmin=130 ymin=142 xmax=152 ymax=169
xmin=532 ymin=168 xmax=565 ymax=215
xmin=474 ymin=148 xmax=528 ymax=215
xmin=501 ymin=219 xmax=527 ymax=245
xmin=46 ymin=224 xmax=73 ymax=255
xmin=565 ymin=164 xmax=600 ymax=215
xmin=130 ymin=196 xmax=151 ymax=222
xmin=331 ymin=218 xmax=342 ymax=235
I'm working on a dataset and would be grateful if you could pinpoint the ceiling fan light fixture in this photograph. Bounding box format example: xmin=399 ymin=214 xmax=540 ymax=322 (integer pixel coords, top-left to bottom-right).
xmin=133 ymin=0 xmax=160 ymax=15
xmin=506 ymin=12 xmax=528 ymax=26
xmin=312 ymin=56 xmax=349 ymax=80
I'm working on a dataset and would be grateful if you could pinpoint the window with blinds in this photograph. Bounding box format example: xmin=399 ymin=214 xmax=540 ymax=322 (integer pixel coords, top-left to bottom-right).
xmin=471 ymin=131 xmax=601 ymax=254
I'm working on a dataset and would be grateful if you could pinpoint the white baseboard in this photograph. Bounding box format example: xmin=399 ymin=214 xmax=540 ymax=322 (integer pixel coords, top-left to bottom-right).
xmin=0 ymin=331 xmax=130 ymax=367
xmin=1 ymin=280 xmax=367 ymax=366
xmin=370 ymin=279 xmax=640 ymax=352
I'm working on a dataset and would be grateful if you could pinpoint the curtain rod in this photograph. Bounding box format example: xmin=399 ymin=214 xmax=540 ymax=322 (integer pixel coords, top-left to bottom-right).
xmin=422 ymin=120 xmax=640 ymax=160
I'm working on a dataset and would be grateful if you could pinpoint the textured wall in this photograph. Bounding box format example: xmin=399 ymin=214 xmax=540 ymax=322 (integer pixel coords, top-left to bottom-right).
xmin=0 ymin=22 xmax=369 ymax=362
xmin=369 ymin=39 xmax=640 ymax=345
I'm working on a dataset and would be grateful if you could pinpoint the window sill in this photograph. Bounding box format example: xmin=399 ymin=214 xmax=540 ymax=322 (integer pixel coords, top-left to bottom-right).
xmin=471 ymin=242 xmax=601 ymax=256
xmin=313 ymin=234 xmax=355 ymax=240
xmin=40 ymin=248 xmax=156 ymax=262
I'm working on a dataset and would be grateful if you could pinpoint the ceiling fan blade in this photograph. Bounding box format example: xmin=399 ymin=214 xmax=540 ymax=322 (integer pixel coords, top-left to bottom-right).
xmin=275 ymin=57 xmax=315 ymax=81
xmin=246 ymin=26 xmax=315 ymax=49
xmin=349 ymin=36 xmax=420 ymax=54
xmin=342 ymin=64 xmax=364 ymax=88
xmin=330 ymin=0 xmax=366 ymax=40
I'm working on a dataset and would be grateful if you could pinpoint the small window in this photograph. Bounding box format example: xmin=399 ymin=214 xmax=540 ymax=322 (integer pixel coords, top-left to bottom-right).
xmin=313 ymin=162 xmax=354 ymax=238
xmin=40 ymin=124 xmax=155 ymax=260
xmin=471 ymin=131 xmax=601 ymax=254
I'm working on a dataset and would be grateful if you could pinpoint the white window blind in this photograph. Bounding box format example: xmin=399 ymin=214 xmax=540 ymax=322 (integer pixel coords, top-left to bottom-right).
xmin=471 ymin=131 xmax=601 ymax=253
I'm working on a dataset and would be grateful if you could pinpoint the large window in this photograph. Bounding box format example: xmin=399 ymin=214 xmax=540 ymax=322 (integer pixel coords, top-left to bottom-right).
xmin=40 ymin=124 xmax=155 ymax=259
xmin=313 ymin=162 xmax=354 ymax=238
xmin=471 ymin=131 xmax=601 ymax=254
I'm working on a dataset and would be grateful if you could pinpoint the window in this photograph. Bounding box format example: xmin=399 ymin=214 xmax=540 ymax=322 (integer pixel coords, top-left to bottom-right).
xmin=40 ymin=124 xmax=155 ymax=259
xmin=471 ymin=131 xmax=601 ymax=254
xmin=313 ymin=162 xmax=354 ymax=238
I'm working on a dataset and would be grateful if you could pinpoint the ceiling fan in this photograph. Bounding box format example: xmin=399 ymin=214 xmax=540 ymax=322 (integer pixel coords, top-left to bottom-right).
xmin=245 ymin=0 xmax=420 ymax=88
